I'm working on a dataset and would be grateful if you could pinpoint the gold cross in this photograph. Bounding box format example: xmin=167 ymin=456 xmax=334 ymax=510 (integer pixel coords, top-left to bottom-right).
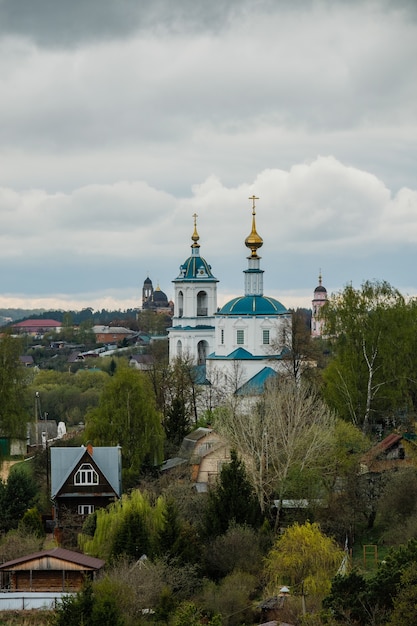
xmin=192 ymin=212 xmax=198 ymax=227
xmin=248 ymin=195 xmax=259 ymax=214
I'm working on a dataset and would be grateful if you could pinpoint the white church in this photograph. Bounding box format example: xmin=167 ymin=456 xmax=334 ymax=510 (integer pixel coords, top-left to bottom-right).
xmin=168 ymin=197 xmax=295 ymax=396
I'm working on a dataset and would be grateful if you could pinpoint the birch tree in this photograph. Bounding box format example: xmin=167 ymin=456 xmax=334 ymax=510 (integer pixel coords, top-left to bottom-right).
xmin=321 ymin=280 xmax=417 ymax=434
xmin=215 ymin=378 xmax=335 ymax=519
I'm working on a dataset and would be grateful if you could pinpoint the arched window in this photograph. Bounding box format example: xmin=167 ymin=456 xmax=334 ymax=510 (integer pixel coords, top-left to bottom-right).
xmin=178 ymin=291 xmax=184 ymax=318
xmin=74 ymin=463 xmax=98 ymax=486
xmin=177 ymin=340 xmax=182 ymax=357
xmin=197 ymin=291 xmax=208 ymax=316
xmin=197 ymin=340 xmax=208 ymax=365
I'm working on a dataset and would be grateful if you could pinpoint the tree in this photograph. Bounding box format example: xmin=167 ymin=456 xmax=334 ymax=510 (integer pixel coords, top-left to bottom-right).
xmin=79 ymin=489 xmax=166 ymax=561
xmin=324 ymin=539 xmax=417 ymax=624
xmin=387 ymin=564 xmax=417 ymax=626
xmin=321 ymin=280 xmax=417 ymax=434
xmin=204 ymin=449 xmax=262 ymax=537
xmin=278 ymin=308 xmax=322 ymax=383
xmin=0 ymin=332 xmax=27 ymax=438
xmin=0 ymin=466 xmax=37 ymax=532
xmin=163 ymin=357 xmax=200 ymax=435
xmin=84 ymin=366 xmax=164 ymax=475
xmin=264 ymin=522 xmax=344 ymax=615
xmin=204 ymin=523 xmax=263 ymax=579
xmin=216 ymin=378 xmax=335 ymax=519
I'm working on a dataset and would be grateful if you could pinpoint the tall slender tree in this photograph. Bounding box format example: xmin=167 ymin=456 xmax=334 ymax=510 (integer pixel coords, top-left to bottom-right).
xmin=0 ymin=332 xmax=27 ymax=439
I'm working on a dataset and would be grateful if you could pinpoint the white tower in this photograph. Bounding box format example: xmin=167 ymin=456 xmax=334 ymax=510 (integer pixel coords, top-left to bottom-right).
xmin=206 ymin=196 xmax=291 ymax=392
xmin=311 ymin=272 xmax=328 ymax=337
xmin=168 ymin=214 xmax=218 ymax=364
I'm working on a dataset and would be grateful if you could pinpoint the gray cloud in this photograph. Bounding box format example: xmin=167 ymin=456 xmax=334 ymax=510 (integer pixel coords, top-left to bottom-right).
xmin=0 ymin=1 xmax=416 ymax=311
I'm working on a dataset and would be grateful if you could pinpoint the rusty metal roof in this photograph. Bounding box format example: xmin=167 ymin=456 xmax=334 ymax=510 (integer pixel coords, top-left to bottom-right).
xmin=0 ymin=547 xmax=105 ymax=571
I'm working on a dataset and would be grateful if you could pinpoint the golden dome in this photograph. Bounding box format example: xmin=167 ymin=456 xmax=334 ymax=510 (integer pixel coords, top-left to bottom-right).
xmin=245 ymin=195 xmax=263 ymax=258
xmin=191 ymin=212 xmax=200 ymax=248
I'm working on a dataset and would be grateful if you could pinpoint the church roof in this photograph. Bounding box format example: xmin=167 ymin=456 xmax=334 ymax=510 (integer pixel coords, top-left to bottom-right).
xmin=235 ymin=367 xmax=278 ymax=396
xmin=218 ymin=295 xmax=288 ymax=316
xmin=174 ymin=254 xmax=217 ymax=282
xmin=173 ymin=213 xmax=218 ymax=283
xmin=314 ymin=285 xmax=327 ymax=294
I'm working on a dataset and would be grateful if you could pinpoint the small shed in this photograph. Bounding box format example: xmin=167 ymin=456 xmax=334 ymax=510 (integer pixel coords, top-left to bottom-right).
xmin=0 ymin=548 xmax=105 ymax=592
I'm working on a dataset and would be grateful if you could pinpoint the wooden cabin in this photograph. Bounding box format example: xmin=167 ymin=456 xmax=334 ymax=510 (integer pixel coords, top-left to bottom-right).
xmin=0 ymin=548 xmax=104 ymax=592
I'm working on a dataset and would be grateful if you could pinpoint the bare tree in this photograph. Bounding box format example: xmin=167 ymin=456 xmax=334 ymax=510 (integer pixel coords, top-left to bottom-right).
xmin=215 ymin=378 xmax=335 ymax=525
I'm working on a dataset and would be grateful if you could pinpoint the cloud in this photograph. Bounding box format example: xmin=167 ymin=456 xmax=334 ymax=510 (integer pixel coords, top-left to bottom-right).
xmin=0 ymin=1 xmax=416 ymax=312
xmin=1 ymin=156 xmax=417 ymax=311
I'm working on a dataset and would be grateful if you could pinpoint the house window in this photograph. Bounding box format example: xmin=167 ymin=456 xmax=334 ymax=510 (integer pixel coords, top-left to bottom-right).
xmin=78 ymin=504 xmax=95 ymax=516
xmin=236 ymin=330 xmax=244 ymax=345
xmin=221 ymin=329 xmax=224 ymax=344
xmin=74 ymin=463 xmax=98 ymax=486
xmin=263 ymin=330 xmax=270 ymax=345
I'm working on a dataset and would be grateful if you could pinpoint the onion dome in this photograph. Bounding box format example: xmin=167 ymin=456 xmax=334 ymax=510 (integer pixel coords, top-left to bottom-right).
xmin=153 ymin=285 xmax=168 ymax=305
xmin=245 ymin=195 xmax=263 ymax=258
xmin=314 ymin=272 xmax=327 ymax=294
xmin=174 ymin=213 xmax=218 ymax=282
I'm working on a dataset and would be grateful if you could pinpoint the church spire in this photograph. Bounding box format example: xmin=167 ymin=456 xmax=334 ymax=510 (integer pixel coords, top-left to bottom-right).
xmin=191 ymin=212 xmax=200 ymax=249
xmin=245 ymin=195 xmax=263 ymax=259
xmin=244 ymin=195 xmax=264 ymax=296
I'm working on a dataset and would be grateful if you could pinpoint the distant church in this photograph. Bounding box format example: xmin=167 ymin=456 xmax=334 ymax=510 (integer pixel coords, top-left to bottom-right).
xmin=141 ymin=277 xmax=173 ymax=314
xmin=168 ymin=197 xmax=292 ymax=395
xmin=311 ymin=272 xmax=328 ymax=337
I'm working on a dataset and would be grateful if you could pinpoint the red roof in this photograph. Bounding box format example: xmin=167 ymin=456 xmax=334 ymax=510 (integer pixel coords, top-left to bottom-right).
xmin=12 ymin=319 xmax=61 ymax=329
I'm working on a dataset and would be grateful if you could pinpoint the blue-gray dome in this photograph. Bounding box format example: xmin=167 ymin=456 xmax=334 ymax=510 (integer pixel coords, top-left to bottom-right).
xmin=218 ymin=295 xmax=288 ymax=316
xmin=174 ymin=255 xmax=217 ymax=282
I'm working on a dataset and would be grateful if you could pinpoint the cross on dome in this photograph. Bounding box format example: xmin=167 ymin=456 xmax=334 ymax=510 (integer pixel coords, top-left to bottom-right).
xmin=245 ymin=195 xmax=263 ymax=258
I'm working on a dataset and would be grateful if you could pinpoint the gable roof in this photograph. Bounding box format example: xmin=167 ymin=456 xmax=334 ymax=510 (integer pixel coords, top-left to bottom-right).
xmin=50 ymin=445 xmax=122 ymax=498
xmin=236 ymin=367 xmax=278 ymax=396
xmin=11 ymin=319 xmax=61 ymax=329
xmin=0 ymin=547 xmax=104 ymax=571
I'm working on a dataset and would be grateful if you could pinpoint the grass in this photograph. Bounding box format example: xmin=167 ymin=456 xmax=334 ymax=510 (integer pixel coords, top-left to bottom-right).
xmin=0 ymin=611 xmax=53 ymax=625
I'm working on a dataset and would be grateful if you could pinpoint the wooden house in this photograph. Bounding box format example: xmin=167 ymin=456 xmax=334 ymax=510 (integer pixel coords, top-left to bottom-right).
xmin=50 ymin=444 xmax=122 ymax=527
xmin=360 ymin=433 xmax=413 ymax=474
xmin=161 ymin=428 xmax=230 ymax=492
xmin=0 ymin=548 xmax=104 ymax=592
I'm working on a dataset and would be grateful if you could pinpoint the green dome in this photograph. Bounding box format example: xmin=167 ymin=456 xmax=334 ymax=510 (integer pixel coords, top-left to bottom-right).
xmin=218 ymin=295 xmax=288 ymax=316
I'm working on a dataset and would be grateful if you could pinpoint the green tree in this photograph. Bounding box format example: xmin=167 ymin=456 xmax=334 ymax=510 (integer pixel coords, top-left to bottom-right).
xmin=0 ymin=466 xmax=37 ymax=532
xmin=79 ymin=489 xmax=166 ymax=561
xmin=18 ymin=507 xmax=45 ymax=538
xmin=324 ymin=539 xmax=417 ymax=624
xmin=264 ymin=522 xmax=344 ymax=615
xmin=387 ymin=564 xmax=417 ymax=626
xmin=84 ymin=366 xmax=164 ymax=474
xmin=0 ymin=332 xmax=27 ymax=438
xmin=322 ymin=280 xmax=417 ymax=433
xmin=204 ymin=449 xmax=262 ymax=537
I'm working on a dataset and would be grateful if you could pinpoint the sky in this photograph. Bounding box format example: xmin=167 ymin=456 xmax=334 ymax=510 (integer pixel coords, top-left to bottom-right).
xmin=0 ymin=0 xmax=416 ymax=313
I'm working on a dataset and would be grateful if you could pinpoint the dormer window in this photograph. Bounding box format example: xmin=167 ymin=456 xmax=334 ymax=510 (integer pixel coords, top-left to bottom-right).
xmin=75 ymin=463 xmax=98 ymax=486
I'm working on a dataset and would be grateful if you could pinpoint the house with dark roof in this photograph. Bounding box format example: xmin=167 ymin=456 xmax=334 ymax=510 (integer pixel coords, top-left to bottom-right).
xmin=50 ymin=444 xmax=122 ymax=528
